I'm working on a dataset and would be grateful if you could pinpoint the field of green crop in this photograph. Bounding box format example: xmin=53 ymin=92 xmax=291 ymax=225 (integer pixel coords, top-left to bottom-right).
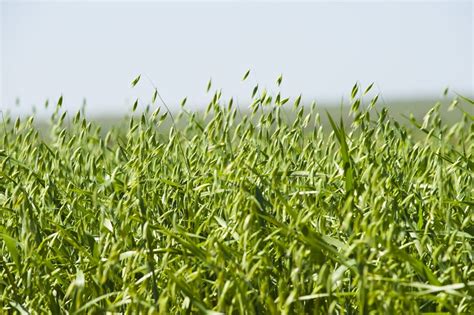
xmin=0 ymin=75 xmax=473 ymax=314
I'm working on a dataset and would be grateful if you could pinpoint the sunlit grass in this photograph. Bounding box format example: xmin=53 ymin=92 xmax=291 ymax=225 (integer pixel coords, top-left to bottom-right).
xmin=0 ymin=74 xmax=473 ymax=314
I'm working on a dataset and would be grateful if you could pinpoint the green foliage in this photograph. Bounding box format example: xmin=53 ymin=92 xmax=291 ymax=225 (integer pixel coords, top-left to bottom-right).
xmin=242 ymin=69 xmax=251 ymax=81
xmin=0 ymin=81 xmax=473 ymax=314
xmin=131 ymin=75 xmax=141 ymax=87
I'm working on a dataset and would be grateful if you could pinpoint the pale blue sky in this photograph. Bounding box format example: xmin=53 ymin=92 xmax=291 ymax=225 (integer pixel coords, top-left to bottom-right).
xmin=1 ymin=0 xmax=473 ymax=117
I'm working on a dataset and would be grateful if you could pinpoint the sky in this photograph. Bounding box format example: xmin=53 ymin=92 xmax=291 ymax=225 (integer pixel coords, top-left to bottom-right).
xmin=1 ymin=0 xmax=473 ymax=117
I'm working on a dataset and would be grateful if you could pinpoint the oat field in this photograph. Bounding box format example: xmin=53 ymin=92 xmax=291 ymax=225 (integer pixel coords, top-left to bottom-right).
xmin=0 ymin=75 xmax=473 ymax=314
